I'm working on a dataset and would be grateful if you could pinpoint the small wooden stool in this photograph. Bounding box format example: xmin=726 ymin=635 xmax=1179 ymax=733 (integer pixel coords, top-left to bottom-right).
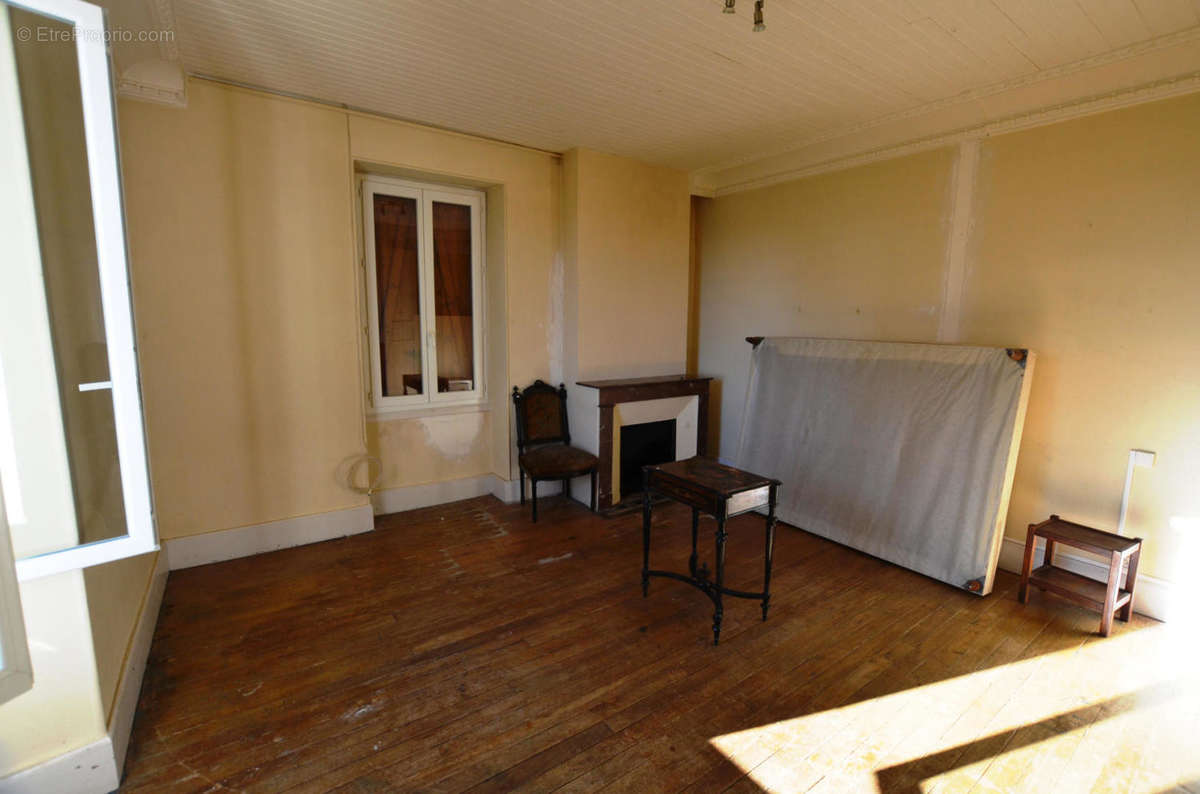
xmin=1018 ymin=515 xmax=1142 ymax=636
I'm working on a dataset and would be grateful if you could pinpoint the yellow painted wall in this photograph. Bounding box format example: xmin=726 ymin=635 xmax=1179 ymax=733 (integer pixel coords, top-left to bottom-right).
xmin=964 ymin=92 xmax=1200 ymax=582
xmin=347 ymin=112 xmax=560 ymax=485
xmin=695 ymin=93 xmax=1200 ymax=583
xmin=0 ymin=571 xmax=105 ymax=777
xmin=120 ymin=78 xmax=563 ymax=505
xmin=118 ymin=81 xmax=686 ymax=530
xmin=563 ymin=149 xmax=691 ymax=380
xmin=696 ymin=148 xmax=954 ymax=454
xmin=82 ymin=551 xmax=158 ymax=720
xmin=365 ymin=413 xmax=493 ymax=488
xmin=118 ymin=81 xmax=369 ymax=538
xmin=687 ymin=196 xmax=702 ymax=375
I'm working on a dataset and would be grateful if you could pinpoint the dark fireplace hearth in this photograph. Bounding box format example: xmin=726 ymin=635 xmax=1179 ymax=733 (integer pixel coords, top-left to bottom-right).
xmin=619 ymin=420 xmax=676 ymax=501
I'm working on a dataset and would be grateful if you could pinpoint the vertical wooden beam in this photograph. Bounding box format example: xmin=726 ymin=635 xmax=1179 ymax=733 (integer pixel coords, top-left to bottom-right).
xmin=937 ymin=139 xmax=980 ymax=343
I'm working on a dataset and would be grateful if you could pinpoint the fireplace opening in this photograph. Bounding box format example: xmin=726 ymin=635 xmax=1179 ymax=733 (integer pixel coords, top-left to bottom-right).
xmin=620 ymin=420 xmax=677 ymax=501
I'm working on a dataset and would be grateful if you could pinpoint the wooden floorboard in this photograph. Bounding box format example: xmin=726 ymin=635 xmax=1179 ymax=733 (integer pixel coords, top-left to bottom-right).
xmin=122 ymin=495 xmax=1199 ymax=792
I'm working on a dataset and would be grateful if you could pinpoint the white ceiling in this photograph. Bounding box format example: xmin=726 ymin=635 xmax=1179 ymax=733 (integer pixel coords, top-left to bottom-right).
xmin=141 ymin=1 xmax=1200 ymax=178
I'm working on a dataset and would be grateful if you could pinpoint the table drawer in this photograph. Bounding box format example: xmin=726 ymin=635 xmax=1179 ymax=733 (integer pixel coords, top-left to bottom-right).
xmin=647 ymin=475 xmax=722 ymax=516
xmin=725 ymin=485 xmax=770 ymax=518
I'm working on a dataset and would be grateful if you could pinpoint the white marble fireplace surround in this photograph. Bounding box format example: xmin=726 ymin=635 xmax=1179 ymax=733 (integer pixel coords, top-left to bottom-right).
xmin=611 ymin=397 xmax=698 ymax=504
xmin=571 ymin=375 xmax=712 ymax=511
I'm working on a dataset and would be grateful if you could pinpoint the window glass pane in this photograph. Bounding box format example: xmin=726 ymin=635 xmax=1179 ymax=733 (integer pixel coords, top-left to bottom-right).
xmin=4 ymin=6 xmax=126 ymax=555
xmin=373 ymin=194 xmax=423 ymax=396
xmin=431 ymin=201 xmax=474 ymax=393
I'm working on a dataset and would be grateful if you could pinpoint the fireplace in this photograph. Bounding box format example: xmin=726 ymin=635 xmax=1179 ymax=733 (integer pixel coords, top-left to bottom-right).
xmin=575 ymin=375 xmax=712 ymax=512
xmin=619 ymin=419 xmax=676 ymax=500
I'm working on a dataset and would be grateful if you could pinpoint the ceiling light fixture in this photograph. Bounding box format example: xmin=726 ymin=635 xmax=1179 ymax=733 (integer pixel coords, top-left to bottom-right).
xmin=721 ymin=1 xmax=765 ymax=31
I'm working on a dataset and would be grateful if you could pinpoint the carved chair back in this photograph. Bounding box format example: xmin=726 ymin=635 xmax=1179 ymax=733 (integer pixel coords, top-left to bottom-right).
xmin=512 ymin=380 xmax=571 ymax=454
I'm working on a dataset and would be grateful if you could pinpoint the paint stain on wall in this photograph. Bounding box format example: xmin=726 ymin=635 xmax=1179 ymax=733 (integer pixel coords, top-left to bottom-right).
xmin=420 ymin=412 xmax=486 ymax=460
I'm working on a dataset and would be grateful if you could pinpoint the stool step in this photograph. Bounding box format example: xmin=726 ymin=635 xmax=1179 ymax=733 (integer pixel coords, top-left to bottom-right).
xmin=1036 ymin=516 xmax=1140 ymax=556
xmin=1028 ymin=565 xmax=1130 ymax=612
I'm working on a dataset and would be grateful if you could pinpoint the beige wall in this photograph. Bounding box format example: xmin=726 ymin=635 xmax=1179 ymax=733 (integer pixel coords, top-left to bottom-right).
xmin=697 ymin=147 xmax=954 ymax=456
xmin=0 ymin=572 xmax=105 ymax=777
xmin=0 ymin=552 xmax=152 ymax=777
xmin=964 ymin=93 xmax=1200 ymax=582
xmin=563 ymin=149 xmax=691 ymax=381
xmin=348 ymin=113 xmax=561 ymax=486
xmin=365 ymin=413 xmax=493 ymax=488
xmin=119 ymin=81 xmax=372 ymax=538
xmin=119 ymin=81 xmax=696 ymax=515
xmin=119 ymin=79 xmax=564 ymax=508
xmin=120 ymin=81 xmax=369 ymax=535
xmin=83 ymin=551 xmax=158 ymax=720
xmin=687 ymin=196 xmax=702 ymax=375
xmin=696 ymin=92 xmax=1200 ymax=583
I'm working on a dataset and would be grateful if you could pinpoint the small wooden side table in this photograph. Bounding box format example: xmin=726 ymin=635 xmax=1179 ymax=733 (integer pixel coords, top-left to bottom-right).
xmin=1018 ymin=515 xmax=1142 ymax=637
xmin=641 ymin=457 xmax=780 ymax=646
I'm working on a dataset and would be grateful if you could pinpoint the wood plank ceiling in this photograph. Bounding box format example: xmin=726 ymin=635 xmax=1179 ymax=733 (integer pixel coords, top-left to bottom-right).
xmin=169 ymin=0 xmax=1200 ymax=172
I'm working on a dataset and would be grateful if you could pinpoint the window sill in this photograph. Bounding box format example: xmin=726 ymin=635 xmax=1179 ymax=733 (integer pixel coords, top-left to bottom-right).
xmin=368 ymin=401 xmax=491 ymax=422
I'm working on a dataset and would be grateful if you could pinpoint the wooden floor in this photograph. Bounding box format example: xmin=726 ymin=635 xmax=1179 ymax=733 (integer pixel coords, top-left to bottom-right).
xmin=122 ymin=495 xmax=1200 ymax=793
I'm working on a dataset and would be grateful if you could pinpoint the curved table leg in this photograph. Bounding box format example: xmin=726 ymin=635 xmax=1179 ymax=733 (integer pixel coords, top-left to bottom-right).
xmin=713 ymin=516 xmax=727 ymax=646
xmin=641 ymin=474 xmax=651 ymax=597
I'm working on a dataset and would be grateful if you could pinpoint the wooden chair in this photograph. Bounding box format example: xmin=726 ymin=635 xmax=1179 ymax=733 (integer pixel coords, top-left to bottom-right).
xmin=512 ymin=381 xmax=598 ymax=522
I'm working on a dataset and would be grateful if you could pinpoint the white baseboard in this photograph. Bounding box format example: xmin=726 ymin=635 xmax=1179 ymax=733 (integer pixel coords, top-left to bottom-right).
xmin=997 ymin=536 xmax=1171 ymax=621
xmin=490 ymin=475 xmax=522 ymax=505
xmin=0 ymin=735 xmax=118 ymax=794
xmin=371 ymin=474 xmax=558 ymax=514
xmin=164 ymin=504 xmax=374 ymax=571
xmin=491 ymin=475 xmax=564 ymax=505
xmin=109 ymin=551 xmax=167 ymax=778
xmin=373 ymin=475 xmax=494 ymax=514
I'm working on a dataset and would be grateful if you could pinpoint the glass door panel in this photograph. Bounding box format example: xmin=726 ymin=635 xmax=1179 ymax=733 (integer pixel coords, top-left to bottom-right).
xmin=6 ymin=5 xmax=126 ymax=553
xmin=0 ymin=0 xmax=156 ymax=579
xmin=430 ymin=200 xmax=475 ymax=393
xmin=372 ymin=194 xmax=425 ymax=397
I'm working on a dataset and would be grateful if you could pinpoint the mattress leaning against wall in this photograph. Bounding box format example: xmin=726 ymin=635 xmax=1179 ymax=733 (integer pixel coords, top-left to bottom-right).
xmin=736 ymin=337 xmax=1035 ymax=595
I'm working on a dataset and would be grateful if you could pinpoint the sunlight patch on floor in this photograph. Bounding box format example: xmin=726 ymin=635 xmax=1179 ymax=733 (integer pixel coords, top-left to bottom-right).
xmin=709 ymin=624 xmax=1200 ymax=793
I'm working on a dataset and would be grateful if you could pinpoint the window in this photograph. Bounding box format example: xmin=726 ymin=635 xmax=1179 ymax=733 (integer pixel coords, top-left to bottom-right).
xmin=0 ymin=0 xmax=156 ymax=587
xmin=361 ymin=176 xmax=485 ymax=413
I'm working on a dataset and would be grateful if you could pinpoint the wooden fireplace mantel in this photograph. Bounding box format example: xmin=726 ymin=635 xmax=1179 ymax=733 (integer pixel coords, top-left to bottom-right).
xmin=577 ymin=374 xmax=713 ymax=406
xmin=577 ymin=375 xmax=712 ymax=511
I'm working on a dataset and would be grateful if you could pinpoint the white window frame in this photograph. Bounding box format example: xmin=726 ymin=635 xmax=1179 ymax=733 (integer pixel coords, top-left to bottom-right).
xmin=1 ymin=0 xmax=157 ymax=582
xmin=361 ymin=175 xmax=486 ymax=415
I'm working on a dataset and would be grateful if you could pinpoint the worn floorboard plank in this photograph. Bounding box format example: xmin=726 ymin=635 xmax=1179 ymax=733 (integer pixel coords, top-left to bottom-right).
xmin=121 ymin=494 xmax=1196 ymax=793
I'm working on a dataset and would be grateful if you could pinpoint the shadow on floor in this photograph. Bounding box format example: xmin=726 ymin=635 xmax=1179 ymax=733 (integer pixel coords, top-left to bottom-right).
xmin=874 ymin=681 xmax=1182 ymax=794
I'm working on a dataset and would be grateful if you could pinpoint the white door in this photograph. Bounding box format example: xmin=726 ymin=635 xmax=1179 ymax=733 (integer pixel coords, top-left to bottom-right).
xmin=0 ymin=0 xmax=156 ymax=580
xmin=0 ymin=0 xmax=157 ymax=704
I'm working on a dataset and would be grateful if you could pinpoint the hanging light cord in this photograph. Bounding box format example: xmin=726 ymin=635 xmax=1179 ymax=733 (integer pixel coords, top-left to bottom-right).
xmin=722 ymin=0 xmax=766 ymax=32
